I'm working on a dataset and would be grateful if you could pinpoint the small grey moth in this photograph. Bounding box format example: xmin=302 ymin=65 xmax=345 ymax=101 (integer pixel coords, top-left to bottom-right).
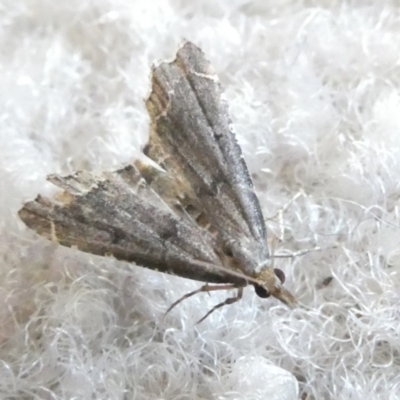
xmin=19 ymin=42 xmax=297 ymax=321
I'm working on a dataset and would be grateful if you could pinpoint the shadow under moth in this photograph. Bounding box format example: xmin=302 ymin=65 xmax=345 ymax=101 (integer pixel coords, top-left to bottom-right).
xmin=19 ymin=42 xmax=297 ymax=322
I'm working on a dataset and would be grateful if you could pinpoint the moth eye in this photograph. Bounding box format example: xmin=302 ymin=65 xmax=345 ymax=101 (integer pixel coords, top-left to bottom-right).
xmin=222 ymin=245 xmax=233 ymax=257
xmin=254 ymin=285 xmax=270 ymax=298
xmin=274 ymin=268 xmax=285 ymax=284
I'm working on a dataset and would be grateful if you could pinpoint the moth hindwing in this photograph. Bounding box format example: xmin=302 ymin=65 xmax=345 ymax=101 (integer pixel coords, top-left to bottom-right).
xmin=19 ymin=41 xmax=297 ymax=321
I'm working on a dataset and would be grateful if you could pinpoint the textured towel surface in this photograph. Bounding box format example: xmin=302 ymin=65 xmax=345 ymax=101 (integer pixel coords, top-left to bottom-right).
xmin=2 ymin=1 xmax=400 ymax=399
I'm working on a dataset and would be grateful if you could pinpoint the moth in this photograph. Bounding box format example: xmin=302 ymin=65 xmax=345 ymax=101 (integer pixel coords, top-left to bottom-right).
xmin=19 ymin=42 xmax=297 ymax=322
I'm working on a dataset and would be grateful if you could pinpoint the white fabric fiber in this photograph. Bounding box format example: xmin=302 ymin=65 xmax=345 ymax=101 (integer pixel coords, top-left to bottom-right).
xmin=1 ymin=1 xmax=400 ymax=399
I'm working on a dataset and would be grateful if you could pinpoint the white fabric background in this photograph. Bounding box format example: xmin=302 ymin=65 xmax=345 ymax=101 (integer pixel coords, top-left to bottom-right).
xmin=1 ymin=1 xmax=400 ymax=399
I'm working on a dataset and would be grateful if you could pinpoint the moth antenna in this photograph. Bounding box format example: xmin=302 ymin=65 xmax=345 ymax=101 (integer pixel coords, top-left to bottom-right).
xmin=265 ymin=191 xmax=304 ymax=242
xmin=269 ymin=235 xmax=279 ymax=269
xmin=266 ymin=191 xmax=304 ymax=224
xmin=273 ymin=245 xmax=338 ymax=259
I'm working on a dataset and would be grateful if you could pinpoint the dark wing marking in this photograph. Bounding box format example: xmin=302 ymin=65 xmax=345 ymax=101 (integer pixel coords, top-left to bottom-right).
xmin=18 ymin=165 xmax=247 ymax=286
xmin=18 ymin=43 xmax=297 ymax=308
xmin=144 ymin=42 xmax=269 ymax=276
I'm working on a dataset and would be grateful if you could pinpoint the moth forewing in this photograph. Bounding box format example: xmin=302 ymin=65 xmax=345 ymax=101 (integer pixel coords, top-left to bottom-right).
xmin=18 ymin=41 xmax=297 ymax=322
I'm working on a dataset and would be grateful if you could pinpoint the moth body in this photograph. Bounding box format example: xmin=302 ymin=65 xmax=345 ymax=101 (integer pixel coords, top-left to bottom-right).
xmin=19 ymin=41 xmax=297 ymax=320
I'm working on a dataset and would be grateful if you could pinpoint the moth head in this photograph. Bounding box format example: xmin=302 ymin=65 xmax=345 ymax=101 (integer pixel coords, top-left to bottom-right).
xmin=253 ymin=268 xmax=298 ymax=308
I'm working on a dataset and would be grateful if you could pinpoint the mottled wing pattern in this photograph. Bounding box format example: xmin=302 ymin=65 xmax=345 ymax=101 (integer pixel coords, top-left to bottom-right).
xmin=18 ymin=42 xmax=297 ymax=309
xmin=143 ymin=42 xmax=269 ymax=275
xmin=19 ymin=165 xmax=247 ymax=286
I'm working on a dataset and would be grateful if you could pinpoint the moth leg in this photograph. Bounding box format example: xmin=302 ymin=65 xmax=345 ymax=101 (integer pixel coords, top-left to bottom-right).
xmin=196 ymin=287 xmax=244 ymax=324
xmin=164 ymin=283 xmax=239 ymax=317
